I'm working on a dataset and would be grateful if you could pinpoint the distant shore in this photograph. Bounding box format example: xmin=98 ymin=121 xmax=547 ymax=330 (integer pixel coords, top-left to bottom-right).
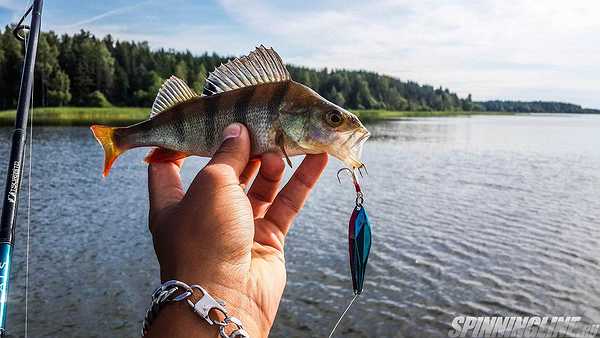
xmin=0 ymin=107 xmax=149 ymax=127
xmin=0 ymin=107 xmax=577 ymax=127
xmin=354 ymin=109 xmax=512 ymax=121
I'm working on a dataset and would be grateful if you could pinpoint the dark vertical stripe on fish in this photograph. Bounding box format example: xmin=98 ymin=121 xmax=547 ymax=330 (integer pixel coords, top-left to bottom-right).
xmin=233 ymin=86 xmax=254 ymax=127
xmin=204 ymin=95 xmax=219 ymax=146
xmin=269 ymin=81 xmax=290 ymax=114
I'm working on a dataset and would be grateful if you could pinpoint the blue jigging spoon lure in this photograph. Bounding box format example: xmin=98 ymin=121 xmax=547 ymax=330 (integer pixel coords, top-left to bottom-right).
xmin=328 ymin=167 xmax=372 ymax=338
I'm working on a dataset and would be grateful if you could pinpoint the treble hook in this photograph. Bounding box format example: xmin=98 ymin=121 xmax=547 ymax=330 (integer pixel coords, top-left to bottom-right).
xmin=337 ymin=167 xmax=364 ymax=206
xmin=337 ymin=163 xmax=368 ymax=185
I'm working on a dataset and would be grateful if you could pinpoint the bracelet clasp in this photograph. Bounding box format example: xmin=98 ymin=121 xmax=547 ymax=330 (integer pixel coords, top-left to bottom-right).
xmin=187 ymin=285 xmax=228 ymax=326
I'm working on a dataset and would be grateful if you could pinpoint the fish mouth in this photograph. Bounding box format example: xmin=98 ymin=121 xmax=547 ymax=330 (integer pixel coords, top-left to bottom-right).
xmin=339 ymin=129 xmax=370 ymax=168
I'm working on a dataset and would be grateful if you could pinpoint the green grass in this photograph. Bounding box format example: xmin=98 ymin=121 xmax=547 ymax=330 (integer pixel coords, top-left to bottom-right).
xmin=0 ymin=106 xmax=507 ymax=127
xmin=0 ymin=107 xmax=148 ymax=126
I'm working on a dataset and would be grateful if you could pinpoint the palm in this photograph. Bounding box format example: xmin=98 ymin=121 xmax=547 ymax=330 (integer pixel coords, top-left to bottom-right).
xmin=249 ymin=240 xmax=287 ymax=324
xmin=148 ymin=126 xmax=328 ymax=337
xmin=237 ymin=153 xmax=327 ymax=327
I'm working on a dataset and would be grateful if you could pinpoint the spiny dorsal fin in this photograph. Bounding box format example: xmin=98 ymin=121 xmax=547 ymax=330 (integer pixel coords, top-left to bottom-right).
xmin=151 ymin=76 xmax=199 ymax=117
xmin=203 ymin=45 xmax=291 ymax=96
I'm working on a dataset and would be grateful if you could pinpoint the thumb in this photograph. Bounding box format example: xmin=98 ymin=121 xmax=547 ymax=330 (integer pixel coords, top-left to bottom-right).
xmin=206 ymin=123 xmax=251 ymax=177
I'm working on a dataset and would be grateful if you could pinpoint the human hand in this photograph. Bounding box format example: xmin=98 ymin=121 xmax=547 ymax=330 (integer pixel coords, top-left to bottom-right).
xmin=145 ymin=123 xmax=328 ymax=337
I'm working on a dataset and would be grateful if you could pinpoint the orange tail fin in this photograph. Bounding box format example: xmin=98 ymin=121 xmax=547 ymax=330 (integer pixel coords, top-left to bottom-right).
xmin=90 ymin=125 xmax=123 ymax=177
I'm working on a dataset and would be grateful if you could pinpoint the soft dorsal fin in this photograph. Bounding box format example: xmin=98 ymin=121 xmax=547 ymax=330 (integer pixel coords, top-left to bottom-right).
xmin=150 ymin=76 xmax=199 ymax=117
xmin=203 ymin=45 xmax=291 ymax=96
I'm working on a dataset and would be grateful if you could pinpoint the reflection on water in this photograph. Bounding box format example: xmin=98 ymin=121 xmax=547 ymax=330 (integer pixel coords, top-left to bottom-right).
xmin=1 ymin=114 xmax=600 ymax=337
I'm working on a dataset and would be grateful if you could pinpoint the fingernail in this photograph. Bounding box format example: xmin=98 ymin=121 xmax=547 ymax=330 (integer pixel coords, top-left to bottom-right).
xmin=222 ymin=123 xmax=241 ymax=141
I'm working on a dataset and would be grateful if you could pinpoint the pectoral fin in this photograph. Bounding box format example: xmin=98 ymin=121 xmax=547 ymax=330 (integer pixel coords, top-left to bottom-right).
xmin=276 ymin=131 xmax=293 ymax=168
xmin=281 ymin=145 xmax=293 ymax=168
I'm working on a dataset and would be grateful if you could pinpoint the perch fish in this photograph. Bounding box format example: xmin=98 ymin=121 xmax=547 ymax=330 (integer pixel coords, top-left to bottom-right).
xmin=90 ymin=46 xmax=370 ymax=176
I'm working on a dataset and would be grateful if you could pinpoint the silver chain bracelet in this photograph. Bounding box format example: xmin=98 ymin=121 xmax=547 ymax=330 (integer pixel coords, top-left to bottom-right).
xmin=142 ymin=280 xmax=250 ymax=338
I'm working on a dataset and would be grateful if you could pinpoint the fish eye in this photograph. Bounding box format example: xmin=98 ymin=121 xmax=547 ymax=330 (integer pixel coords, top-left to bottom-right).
xmin=325 ymin=111 xmax=343 ymax=127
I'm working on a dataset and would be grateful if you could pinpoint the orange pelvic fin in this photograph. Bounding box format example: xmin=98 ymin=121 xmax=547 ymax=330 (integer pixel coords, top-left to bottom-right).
xmin=144 ymin=148 xmax=190 ymax=163
xmin=90 ymin=125 xmax=123 ymax=177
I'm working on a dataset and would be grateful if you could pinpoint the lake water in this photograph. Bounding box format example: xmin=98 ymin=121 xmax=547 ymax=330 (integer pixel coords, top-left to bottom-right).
xmin=1 ymin=114 xmax=600 ymax=337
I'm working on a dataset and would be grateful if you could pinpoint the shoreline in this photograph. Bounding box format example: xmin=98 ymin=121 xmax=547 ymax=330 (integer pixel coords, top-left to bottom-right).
xmin=0 ymin=107 xmax=594 ymax=127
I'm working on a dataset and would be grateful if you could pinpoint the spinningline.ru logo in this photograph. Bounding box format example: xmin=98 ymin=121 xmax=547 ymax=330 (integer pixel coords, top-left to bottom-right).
xmin=448 ymin=316 xmax=600 ymax=338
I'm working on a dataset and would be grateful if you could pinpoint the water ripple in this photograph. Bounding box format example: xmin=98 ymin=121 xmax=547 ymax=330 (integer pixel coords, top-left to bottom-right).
xmin=1 ymin=115 xmax=600 ymax=337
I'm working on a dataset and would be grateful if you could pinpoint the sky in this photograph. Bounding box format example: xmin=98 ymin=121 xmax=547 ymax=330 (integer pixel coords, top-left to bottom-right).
xmin=1 ymin=0 xmax=599 ymax=108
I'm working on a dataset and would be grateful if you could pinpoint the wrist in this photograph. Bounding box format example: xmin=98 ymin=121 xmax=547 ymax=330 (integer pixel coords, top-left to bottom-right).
xmin=146 ymin=300 xmax=215 ymax=338
xmin=160 ymin=268 xmax=273 ymax=337
xmin=196 ymin=282 xmax=272 ymax=338
xmin=146 ymin=278 xmax=271 ymax=338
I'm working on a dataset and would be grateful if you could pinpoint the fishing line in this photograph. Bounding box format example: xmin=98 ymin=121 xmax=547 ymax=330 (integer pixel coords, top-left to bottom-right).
xmin=328 ymin=293 xmax=359 ymax=338
xmin=24 ymin=53 xmax=33 ymax=338
xmin=21 ymin=0 xmax=36 ymax=335
xmin=330 ymin=167 xmax=372 ymax=337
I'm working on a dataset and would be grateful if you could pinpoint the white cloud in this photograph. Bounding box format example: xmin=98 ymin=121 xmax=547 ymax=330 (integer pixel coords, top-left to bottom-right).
xmin=34 ymin=0 xmax=600 ymax=107
xmin=217 ymin=0 xmax=600 ymax=107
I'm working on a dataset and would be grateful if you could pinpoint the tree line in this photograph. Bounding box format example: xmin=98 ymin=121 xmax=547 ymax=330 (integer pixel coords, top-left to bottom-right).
xmin=0 ymin=27 xmax=596 ymax=113
xmin=478 ymin=101 xmax=598 ymax=114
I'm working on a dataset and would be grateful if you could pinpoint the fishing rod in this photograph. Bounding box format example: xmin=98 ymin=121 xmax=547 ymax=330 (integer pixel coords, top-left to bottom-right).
xmin=0 ymin=0 xmax=44 ymax=336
